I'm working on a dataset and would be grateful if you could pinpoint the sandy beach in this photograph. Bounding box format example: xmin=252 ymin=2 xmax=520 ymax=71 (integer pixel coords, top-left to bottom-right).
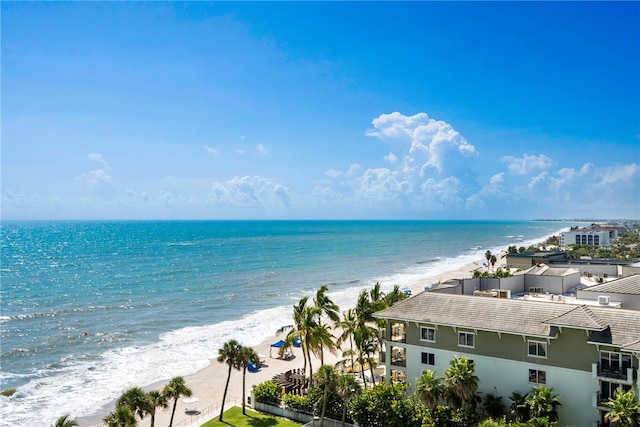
xmin=81 ymin=254 xmax=507 ymax=427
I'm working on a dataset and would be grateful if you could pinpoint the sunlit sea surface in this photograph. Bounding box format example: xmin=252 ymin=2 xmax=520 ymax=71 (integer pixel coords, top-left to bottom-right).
xmin=0 ymin=220 xmax=573 ymax=426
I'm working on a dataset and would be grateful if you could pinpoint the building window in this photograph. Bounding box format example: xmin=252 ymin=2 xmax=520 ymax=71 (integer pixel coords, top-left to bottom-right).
xmin=390 ymin=346 xmax=406 ymax=367
xmin=420 ymin=327 xmax=436 ymax=342
xmin=529 ymin=369 xmax=546 ymax=384
xmin=421 ymin=352 xmax=435 ymax=365
xmin=391 ymin=322 xmax=406 ymax=342
xmin=600 ymin=351 xmax=632 ymax=376
xmin=600 ymin=381 xmax=631 ymax=402
xmin=458 ymin=332 xmax=475 ymax=348
xmin=528 ymin=340 xmax=547 ymax=358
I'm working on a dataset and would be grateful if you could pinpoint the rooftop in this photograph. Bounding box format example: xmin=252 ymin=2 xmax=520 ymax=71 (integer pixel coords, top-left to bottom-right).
xmin=507 ymin=250 xmax=566 ymax=259
xmin=579 ymin=274 xmax=640 ymax=295
xmin=515 ymin=264 xmax=579 ymax=277
xmin=374 ymin=292 xmax=640 ymax=350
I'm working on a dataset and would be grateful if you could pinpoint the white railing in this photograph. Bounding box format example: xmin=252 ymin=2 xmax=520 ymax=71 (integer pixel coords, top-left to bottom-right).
xmin=301 ymin=418 xmax=357 ymax=427
xmin=172 ymin=398 xmax=243 ymax=427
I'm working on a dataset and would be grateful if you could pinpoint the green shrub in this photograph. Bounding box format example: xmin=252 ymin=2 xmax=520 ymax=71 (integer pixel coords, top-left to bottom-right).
xmin=253 ymin=380 xmax=282 ymax=405
xmin=422 ymin=405 xmax=480 ymax=427
xmin=283 ymin=393 xmax=313 ymax=413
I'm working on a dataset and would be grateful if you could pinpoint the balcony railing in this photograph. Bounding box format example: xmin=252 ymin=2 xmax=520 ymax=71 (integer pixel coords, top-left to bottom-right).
xmin=592 ymin=363 xmax=634 ymax=384
xmin=390 ymin=333 xmax=406 ymax=343
xmin=390 ymin=357 xmax=406 ymax=367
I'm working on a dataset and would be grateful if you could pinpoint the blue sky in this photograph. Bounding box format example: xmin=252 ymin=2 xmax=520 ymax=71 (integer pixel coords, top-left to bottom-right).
xmin=2 ymin=1 xmax=639 ymax=220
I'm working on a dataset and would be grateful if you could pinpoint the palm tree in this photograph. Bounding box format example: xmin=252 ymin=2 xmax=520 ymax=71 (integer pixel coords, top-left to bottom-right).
xmin=103 ymin=406 xmax=137 ymax=427
xmin=315 ymin=364 xmax=338 ymax=427
xmin=490 ymin=254 xmax=497 ymax=269
xmin=335 ymin=308 xmax=359 ymax=370
xmin=482 ymin=393 xmax=506 ymax=418
xmin=306 ymin=322 xmax=339 ymax=386
xmin=444 ymin=356 xmax=479 ymax=409
xmin=336 ymin=374 xmax=361 ymax=427
xmin=146 ymin=390 xmax=168 ymax=427
xmin=384 ymin=285 xmax=408 ymax=307
xmin=508 ymin=390 xmax=529 ymax=422
xmin=604 ymin=388 xmax=640 ymax=427
xmin=526 ymin=385 xmax=561 ymax=422
xmin=278 ymin=296 xmax=317 ymax=377
xmin=217 ymin=339 xmax=242 ymax=421
xmin=352 ymin=326 xmax=378 ymax=387
xmin=52 ymin=414 xmax=79 ymax=427
xmin=238 ymin=345 xmax=260 ymax=415
xmin=278 ymin=296 xmax=337 ymax=385
xmin=485 ymin=250 xmax=492 ymax=267
xmin=355 ymin=290 xmax=375 ymax=326
xmin=116 ymin=387 xmax=150 ymax=422
xmin=162 ymin=376 xmax=192 ymax=427
xmin=415 ymin=369 xmax=445 ymax=409
xmin=314 ymin=285 xmax=340 ymax=364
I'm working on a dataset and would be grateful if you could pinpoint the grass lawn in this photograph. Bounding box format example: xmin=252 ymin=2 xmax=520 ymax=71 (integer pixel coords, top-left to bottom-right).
xmin=200 ymin=406 xmax=302 ymax=427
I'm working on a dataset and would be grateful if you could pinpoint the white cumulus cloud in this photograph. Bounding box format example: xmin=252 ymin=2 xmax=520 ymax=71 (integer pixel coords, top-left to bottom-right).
xmin=211 ymin=176 xmax=291 ymax=210
xmin=312 ymin=112 xmax=479 ymax=213
xmin=501 ymin=153 xmax=554 ymax=176
xmin=367 ymin=112 xmax=478 ymax=174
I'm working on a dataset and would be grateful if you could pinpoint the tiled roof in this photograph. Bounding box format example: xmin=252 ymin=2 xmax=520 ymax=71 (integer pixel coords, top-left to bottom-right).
xmin=374 ymin=292 xmax=571 ymax=338
xmin=590 ymin=309 xmax=640 ymax=350
xmin=580 ymin=274 xmax=640 ymax=295
xmin=543 ymin=305 xmax=608 ymax=330
xmin=374 ymin=292 xmax=640 ymax=350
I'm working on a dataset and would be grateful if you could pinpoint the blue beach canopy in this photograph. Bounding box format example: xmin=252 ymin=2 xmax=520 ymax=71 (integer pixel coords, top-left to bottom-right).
xmin=270 ymin=339 xmax=285 ymax=357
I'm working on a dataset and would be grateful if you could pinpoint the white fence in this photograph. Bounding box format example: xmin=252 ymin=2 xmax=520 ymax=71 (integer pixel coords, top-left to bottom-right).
xmin=254 ymin=400 xmax=356 ymax=427
xmin=172 ymin=397 xmax=243 ymax=427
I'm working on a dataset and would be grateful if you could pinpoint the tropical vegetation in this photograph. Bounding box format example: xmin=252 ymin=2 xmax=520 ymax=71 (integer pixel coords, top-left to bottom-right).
xmin=217 ymin=339 xmax=243 ymax=421
xmin=98 ymin=378 xmax=181 ymax=427
xmin=604 ymin=388 xmax=640 ymax=427
xmin=51 ymin=414 xmax=79 ymax=427
xmin=163 ymin=376 xmax=192 ymax=427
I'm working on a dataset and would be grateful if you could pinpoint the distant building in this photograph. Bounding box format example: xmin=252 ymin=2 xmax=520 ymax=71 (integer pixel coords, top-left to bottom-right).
xmin=506 ymin=250 xmax=567 ymax=270
xmin=561 ymin=230 xmax=612 ymax=246
xmin=552 ymin=258 xmax=640 ymax=280
xmin=431 ymin=264 xmax=581 ymax=297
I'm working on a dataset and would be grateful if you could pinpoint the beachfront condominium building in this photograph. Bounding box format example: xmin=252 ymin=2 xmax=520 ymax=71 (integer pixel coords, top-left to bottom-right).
xmin=560 ymin=230 xmax=612 ymax=247
xmin=374 ymin=292 xmax=640 ymax=426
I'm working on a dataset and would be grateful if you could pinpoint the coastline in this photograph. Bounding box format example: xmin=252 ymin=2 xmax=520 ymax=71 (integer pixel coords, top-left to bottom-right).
xmin=80 ymin=254 xmax=508 ymax=427
xmin=8 ymin=221 xmax=568 ymax=427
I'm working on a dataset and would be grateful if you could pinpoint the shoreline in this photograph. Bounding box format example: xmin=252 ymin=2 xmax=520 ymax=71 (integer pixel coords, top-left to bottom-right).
xmin=80 ymin=254 xmax=507 ymax=427
xmin=2 ymin=221 xmax=571 ymax=427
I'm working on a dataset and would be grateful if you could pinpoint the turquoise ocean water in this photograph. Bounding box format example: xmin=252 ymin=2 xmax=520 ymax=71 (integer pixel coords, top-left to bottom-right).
xmin=0 ymin=220 xmax=573 ymax=426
